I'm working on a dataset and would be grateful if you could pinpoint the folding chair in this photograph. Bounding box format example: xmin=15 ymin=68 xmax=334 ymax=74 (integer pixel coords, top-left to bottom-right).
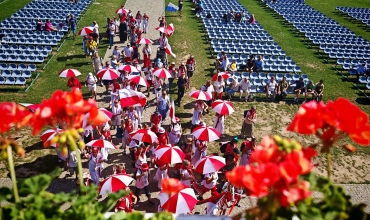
xmin=0 ymin=76 xmax=4 ymax=84
xmin=4 ymin=76 xmax=15 ymax=85
xmin=22 ymin=70 xmax=32 ymax=78
xmin=14 ymin=77 xmax=26 ymax=85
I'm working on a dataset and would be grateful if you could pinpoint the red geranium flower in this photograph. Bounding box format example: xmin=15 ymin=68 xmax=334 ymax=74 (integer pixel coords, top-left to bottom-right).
xmin=161 ymin=178 xmax=187 ymax=195
xmin=280 ymin=180 xmax=312 ymax=207
xmin=225 ymin=166 xmax=250 ymax=188
xmin=286 ymin=101 xmax=326 ymax=135
xmin=30 ymin=89 xmax=108 ymax=135
xmin=0 ymin=102 xmax=32 ymax=133
xmin=249 ymin=136 xmax=279 ymax=164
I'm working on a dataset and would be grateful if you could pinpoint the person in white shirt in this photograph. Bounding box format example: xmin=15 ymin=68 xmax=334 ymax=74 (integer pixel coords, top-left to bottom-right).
xmin=180 ymin=160 xmax=194 ymax=187
xmin=213 ymin=75 xmax=225 ymax=100
xmin=111 ymin=100 xmax=122 ymax=129
xmin=213 ymin=112 xmax=225 ymax=137
xmin=265 ymin=76 xmax=277 ymax=99
xmin=159 ymin=33 xmax=168 ymax=49
xmin=85 ymin=72 xmax=97 ymax=99
xmin=108 ymin=20 xmax=115 ymax=49
xmin=122 ymin=43 xmax=134 ymax=63
xmin=134 ymin=163 xmax=155 ymax=206
xmin=112 ymin=46 xmax=121 ymax=62
xmin=153 ymin=76 xmax=163 ymax=99
xmin=124 ymin=105 xmax=139 ymax=130
xmin=201 ymin=80 xmax=214 ymax=107
xmin=145 ymin=66 xmax=154 ymax=95
xmin=91 ymin=21 xmax=99 ymax=44
xmin=66 ymin=148 xmax=81 ymax=181
xmin=201 ymin=171 xmax=218 ymax=197
xmin=239 ymin=77 xmax=251 ymax=101
xmin=142 ymin=44 xmax=152 ymax=68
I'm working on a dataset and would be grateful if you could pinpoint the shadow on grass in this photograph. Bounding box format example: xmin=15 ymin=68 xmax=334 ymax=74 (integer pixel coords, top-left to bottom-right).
xmin=15 ymin=154 xmax=60 ymax=178
xmin=25 ymin=141 xmax=44 ymax=153
xmin=65 ymin=62 xmax=91 ymax=67
xmin=355 ymin=97 xmax=370 ymax=105
xmin=56 ymin=54 xmax=86 ymax=62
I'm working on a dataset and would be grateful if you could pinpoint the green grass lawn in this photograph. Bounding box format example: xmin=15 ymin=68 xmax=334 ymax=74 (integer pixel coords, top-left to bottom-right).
xmin=0 ymin=0 xmax=126 ymax=103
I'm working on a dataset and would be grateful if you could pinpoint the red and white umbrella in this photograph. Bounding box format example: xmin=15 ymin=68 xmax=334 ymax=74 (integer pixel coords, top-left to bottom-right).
xmin=82 ymin=109 xmax=112 ymax=130
xmin=97 ymin=68 xmax=120 ymax=80
xmin=126 ymin=75 xmax=148 ymax=87
xmin=211 ymin=100 xmax=234 ymax=115
xmin=192 ymin=126 xmax=220 ymax=142
xmin=118 ymin=65 xmax=139 ymax=73
xmin=136 ymin=38 xmax=154 ymax=45
xmin=194 ymin=155 xmax=226 ymax=174
xmin=99 ymin=174 xmax=134 ymax=196
xmin=85 ymin=140 xmax=117 ymax=149
xmin=19 ymin=103 xmax=40 ymax=112
xmin=159 ymin=188 xmax=197 ymax=214
xmin=154 ymin=144 xmax=186 ymax=164
xmin=212 ymin=72 xmax=231 ymax=81
xmin=155 ymin=23 xmax=175 ymax=36
xmin=189 ymin=90 xmax=211 ymax=101
xmin=78 ymin=26 xmax=94 ymax=36
xmin=116 ymin=8 xmax=129 ymax=14
xmin=58 ymin=68 xmax=81 ymax=78
xmin=40 ymin=128 xmax=64 ymax=147
xmin=130 ymin=129 xmax=158 ymax=143
xmin=153 ymin=68 xmax=172 ymax=78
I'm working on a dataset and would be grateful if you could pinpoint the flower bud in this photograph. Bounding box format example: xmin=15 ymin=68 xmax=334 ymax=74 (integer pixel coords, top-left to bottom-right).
xmin=77 ymin=128 xmax=84 ymax=134
xmin=342 ymin=144 xmax=355 ymax=153
xmin=79 ymin=141 xmax=85 ymax=149
xmin=61 ymin=147 xmax=68 ymax=157
xmin=16 ymin=147 xmax=25 ymax=157
xmin=1 ymin=150 xmax=8 ymax=159
xmin=59 ymin=135 xmax=67 ymax=144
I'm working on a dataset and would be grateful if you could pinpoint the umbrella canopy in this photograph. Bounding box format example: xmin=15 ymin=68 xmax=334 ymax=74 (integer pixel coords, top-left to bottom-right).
xmin=129 ymin=129 xmax=158 ymax=143
xmin=85 ymin=140 xmax=117 ymax=149
xmin=154 ymin=144 xmax=186 ymax=164
xmin=40 ymin=128 xmax=64 ymax=147
xmin=18 ymin=103 xmax=40 ymax=112
xmin=153 ymin=68 xmax=172 ymax=78
xmin=82 ymin=109 xmax=112 ymax=130
xmin=159 ymin=188 xmax=197 ymax=214
xmin=194 ymin=155 xmax=226 ymax=174
xmin=118 ymin=65 xmax=139 ymax=73
xmin=211 ymin=100 xmax=235 ymax=115
xmin=99 ymin=174 xmax=134 ymax=196
xmin=189 ymin=90 xmax=211 ymax=101
xmin=136 ymin=38 xmax=154 ymax=45
xmin=116 ymin=8 xmax=129 ymax=14
xmin=155 ymin=23 xmax=175 ymax=36
xmin=98 ymin=108 xmax=113 ymax=119
xmin=191 ymin=126 xmax=220 ymax=142
xmin=78 ymin=26 xmax=94 ymax=36
xmin=212 ymin=72 xmax=231 ymax=81
xmin=58 ymin=69 xmax=82 ymax=78
xmin=97 ymin=68 xmax=120 ymax=80
xmin=126 ymin=75 xmax=148 ymax=87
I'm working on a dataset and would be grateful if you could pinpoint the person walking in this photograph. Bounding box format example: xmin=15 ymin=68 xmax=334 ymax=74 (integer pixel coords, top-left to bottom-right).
xmin=119 ymin=20 xmax=128 ymax=43
xmin=176 ymin=72 xmax=187 ymax=107
xmin=134 ymin=163 xmax=155 ymax=206
xmin=142 ymin=13 xmax=149 ymax=34
xmin=69 ymin=15 xmax=77 ymax=40
xmin=108 ymin=20 xmax=116 ymax=49
xmin=85 ymin=147 xmax=104 ymax=186
xmin=240 ymin=106 xmax=257 ymax=139
xmin=157 ymin=91 xmax=170 ymax=122
xmin=135 ymin=11 xmax=142 ymax=27
xmin=142 ymin=44 xmax=152 ymax=68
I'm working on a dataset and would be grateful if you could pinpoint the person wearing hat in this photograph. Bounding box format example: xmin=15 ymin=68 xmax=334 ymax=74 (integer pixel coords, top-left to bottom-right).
xmin=168 ymin=117 xmax=182 ymax=145
xmin=108 ymin=19 xmax=116 ymax=49
xmin=176 ymin=71 xmax=188 ymax=107
xmin=240 ymin=137 xmax=256 ymax=166
xmin=180 ymin=137 xmax=194 ymax=161
xmin=123 ymin=43 xmax=134 ymax=63
xmin=86 ymin=36 xmax=97 ymax=57
xmin=240 ymin=106 xmax=257 ymax=139
xmin=155 ymin=58 xmax=164 ymax=68
xmin=239 ymin=77 xmax=251 ymax=102
xmin=157 ymin=127 xmax=169 ymax=145
xmin=67 ymin=76 xmax=82 ymax=91
xmin=134 ymin=143 xmax=147 ymax=169
xmin=84 ymin=147 xmax=104 ymax=186
xmin=142 ymin=43 xmax=152 ymax=68
xmin=134 ymin=163 xmax=155 ymax=206
xmin=85 ymin=72 xmax=97 ymax=99
xmin=200 ymin=170 xmax=218 ymax=198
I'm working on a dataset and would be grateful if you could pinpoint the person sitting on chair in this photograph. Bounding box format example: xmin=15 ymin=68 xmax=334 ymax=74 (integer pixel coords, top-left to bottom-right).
xmin=302 ymin=80 xmax=315 ymax=104
xmin=314 ymin=79 xmax=324 ymax=102
xmin=290 ymin=77 xmax=305 ymax=104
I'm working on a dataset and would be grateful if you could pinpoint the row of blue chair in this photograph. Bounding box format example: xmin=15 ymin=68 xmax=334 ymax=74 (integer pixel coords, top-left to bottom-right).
xmin=0 ymin=55 xmax=44 ymax=63
xmin=336 ymin=7 xmax=370 ymax=27
xmin=0 ymin=49 xmax=49 ymax=57
xmin=0 ymin=23 xmax=69 ymax=32
xmin=1 ymin=38 xmax=59 ymax=46
xmin=1 ymin=44 xmax=52 ymax=52
xmin=0 ymin=63 xmax=37 ymax=72
xmin=0 ymin=29 xmax=65 ymax=37
xmin=0 ymin=70 xmax=32 ymax=78
xmin=0 ymin=76 xmax=27 ymax=85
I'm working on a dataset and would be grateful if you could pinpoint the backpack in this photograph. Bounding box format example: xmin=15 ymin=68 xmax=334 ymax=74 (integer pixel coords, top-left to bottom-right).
xmin=243 ymin=110 xmax=249 ymax=118
xmin=220 ymin=142 xmax=230 ymax=153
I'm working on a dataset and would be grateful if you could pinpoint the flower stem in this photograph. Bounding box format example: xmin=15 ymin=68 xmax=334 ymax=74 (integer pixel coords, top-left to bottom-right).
xmin=326 ymin=152 xmax=331 ymax=181
xmin=7 ymin=145 xmax=20 ymax=203
xmin=66 ymin=134 xmax=84 ymax=187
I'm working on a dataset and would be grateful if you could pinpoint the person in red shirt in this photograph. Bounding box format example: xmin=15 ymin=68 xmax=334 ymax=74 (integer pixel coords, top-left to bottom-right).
xmin=150 ymin=111 xmax=162 ymax=133
xmin=129 ymin=16 xmax=136 ymax=31
xmin=67 ymin=76 xmax=82 ymax=91
xmin=135 ymin=27 xmax=143 ymax=42
xmin=115 ymin=186 xmax=137 ymax=213
xmin=186 ymin=55 xmax=196 ymax=78
xmin=122 ymin=118 xmax=134 ymax=155
xmin=157 ymin=127 xmax=168 ymax=145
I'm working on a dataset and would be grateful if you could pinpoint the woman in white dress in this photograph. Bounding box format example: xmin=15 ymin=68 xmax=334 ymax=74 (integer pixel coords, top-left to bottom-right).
xmin=168 ymin=117 xmax=182 ymax=145
xmin=85 ymin=147 xmax=104 ymax=185
xmin=191 ymin=100 xmax=208 ymax=126
xmin=180 ymin=160 xmax=194 ymax=187
xmin=191 ymin=139 xmax=208 ymax=165
xmin=153 ymin=160 xmax=169 ymax=189
xmin=213 ymin=113 xmax=225 ymax=137
xmin=153 ymin=76 xmax=163 ymax=100
xmin=111 ymin=100 xmax=122 ymax=130
xmin=124 ymin=106 xmax=139 ymax=130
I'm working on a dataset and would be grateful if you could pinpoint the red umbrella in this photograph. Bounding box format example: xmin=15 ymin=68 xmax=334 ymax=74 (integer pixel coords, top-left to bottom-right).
xmin=82 ymin=109 xmax=112 ymax=130
xmin=85 ymin=140 xmax=116 ymax=149
xmin=18 ymin=103 xmax=40 ymax=112
xmin=98 ymin=108 xmax=113 ymax=118
xmin=40 ymin=128 xmax=64 ymax=147
xmin=211 ymin=100 xmax=235 ymax=115
xmin=153 ymin=68 xmax=172 ymax=78
xmin=58 ymin=68 xmax=82 ymax=78
xmin=118 ymin=65 xmax=139 ymax=73
xmin=126 ymin=75 xmax=148 ymax=87
xmin=129 ymin=129 xmax=158 ymax=143
xmin=78 ymin=26 xmax=94 ymax=36
xmin=97 ymin=68 xmax=120 ymax=80
xmin=136 ymin=38 xmax=154 ymax=45
xmin=99 ymin=174 xmax=134 ymax=196
xmin=155 ymin=23 xmax=175 ymax=36
xmin=212 ymin=72 xmax=231 ymax=81
xmin=154 ymin=144 xmax=186 ymax=164
xmin=116 ymin=8 xmax=129 ymax=14
xmin=194 ymin=155 xmax=226 ymax=174
xmin=189 ymin=90 xmax=211 ymax=101
xmin=192 ymin=126 xmax=220 ymax=142
xmin=159 ymin=188 xmax=197 ymax=214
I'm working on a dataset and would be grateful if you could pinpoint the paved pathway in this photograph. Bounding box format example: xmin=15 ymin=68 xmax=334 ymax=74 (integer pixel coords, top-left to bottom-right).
xmin=1 ymin=0 xmax=370 ymax=216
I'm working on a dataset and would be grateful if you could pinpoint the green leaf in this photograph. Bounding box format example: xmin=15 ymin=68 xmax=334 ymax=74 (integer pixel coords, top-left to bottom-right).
xmin=149 ymin=212 xmax=174 ymax=220
xmin=109 ymin=212 xmax=127 ymax=220
xmin=126 ymin=212 xmax=145 ymax=220
xmin=0 ymin=187 xmax=12 ymax=203
xmin=17 ymin=168 xmax=60 ymax=196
